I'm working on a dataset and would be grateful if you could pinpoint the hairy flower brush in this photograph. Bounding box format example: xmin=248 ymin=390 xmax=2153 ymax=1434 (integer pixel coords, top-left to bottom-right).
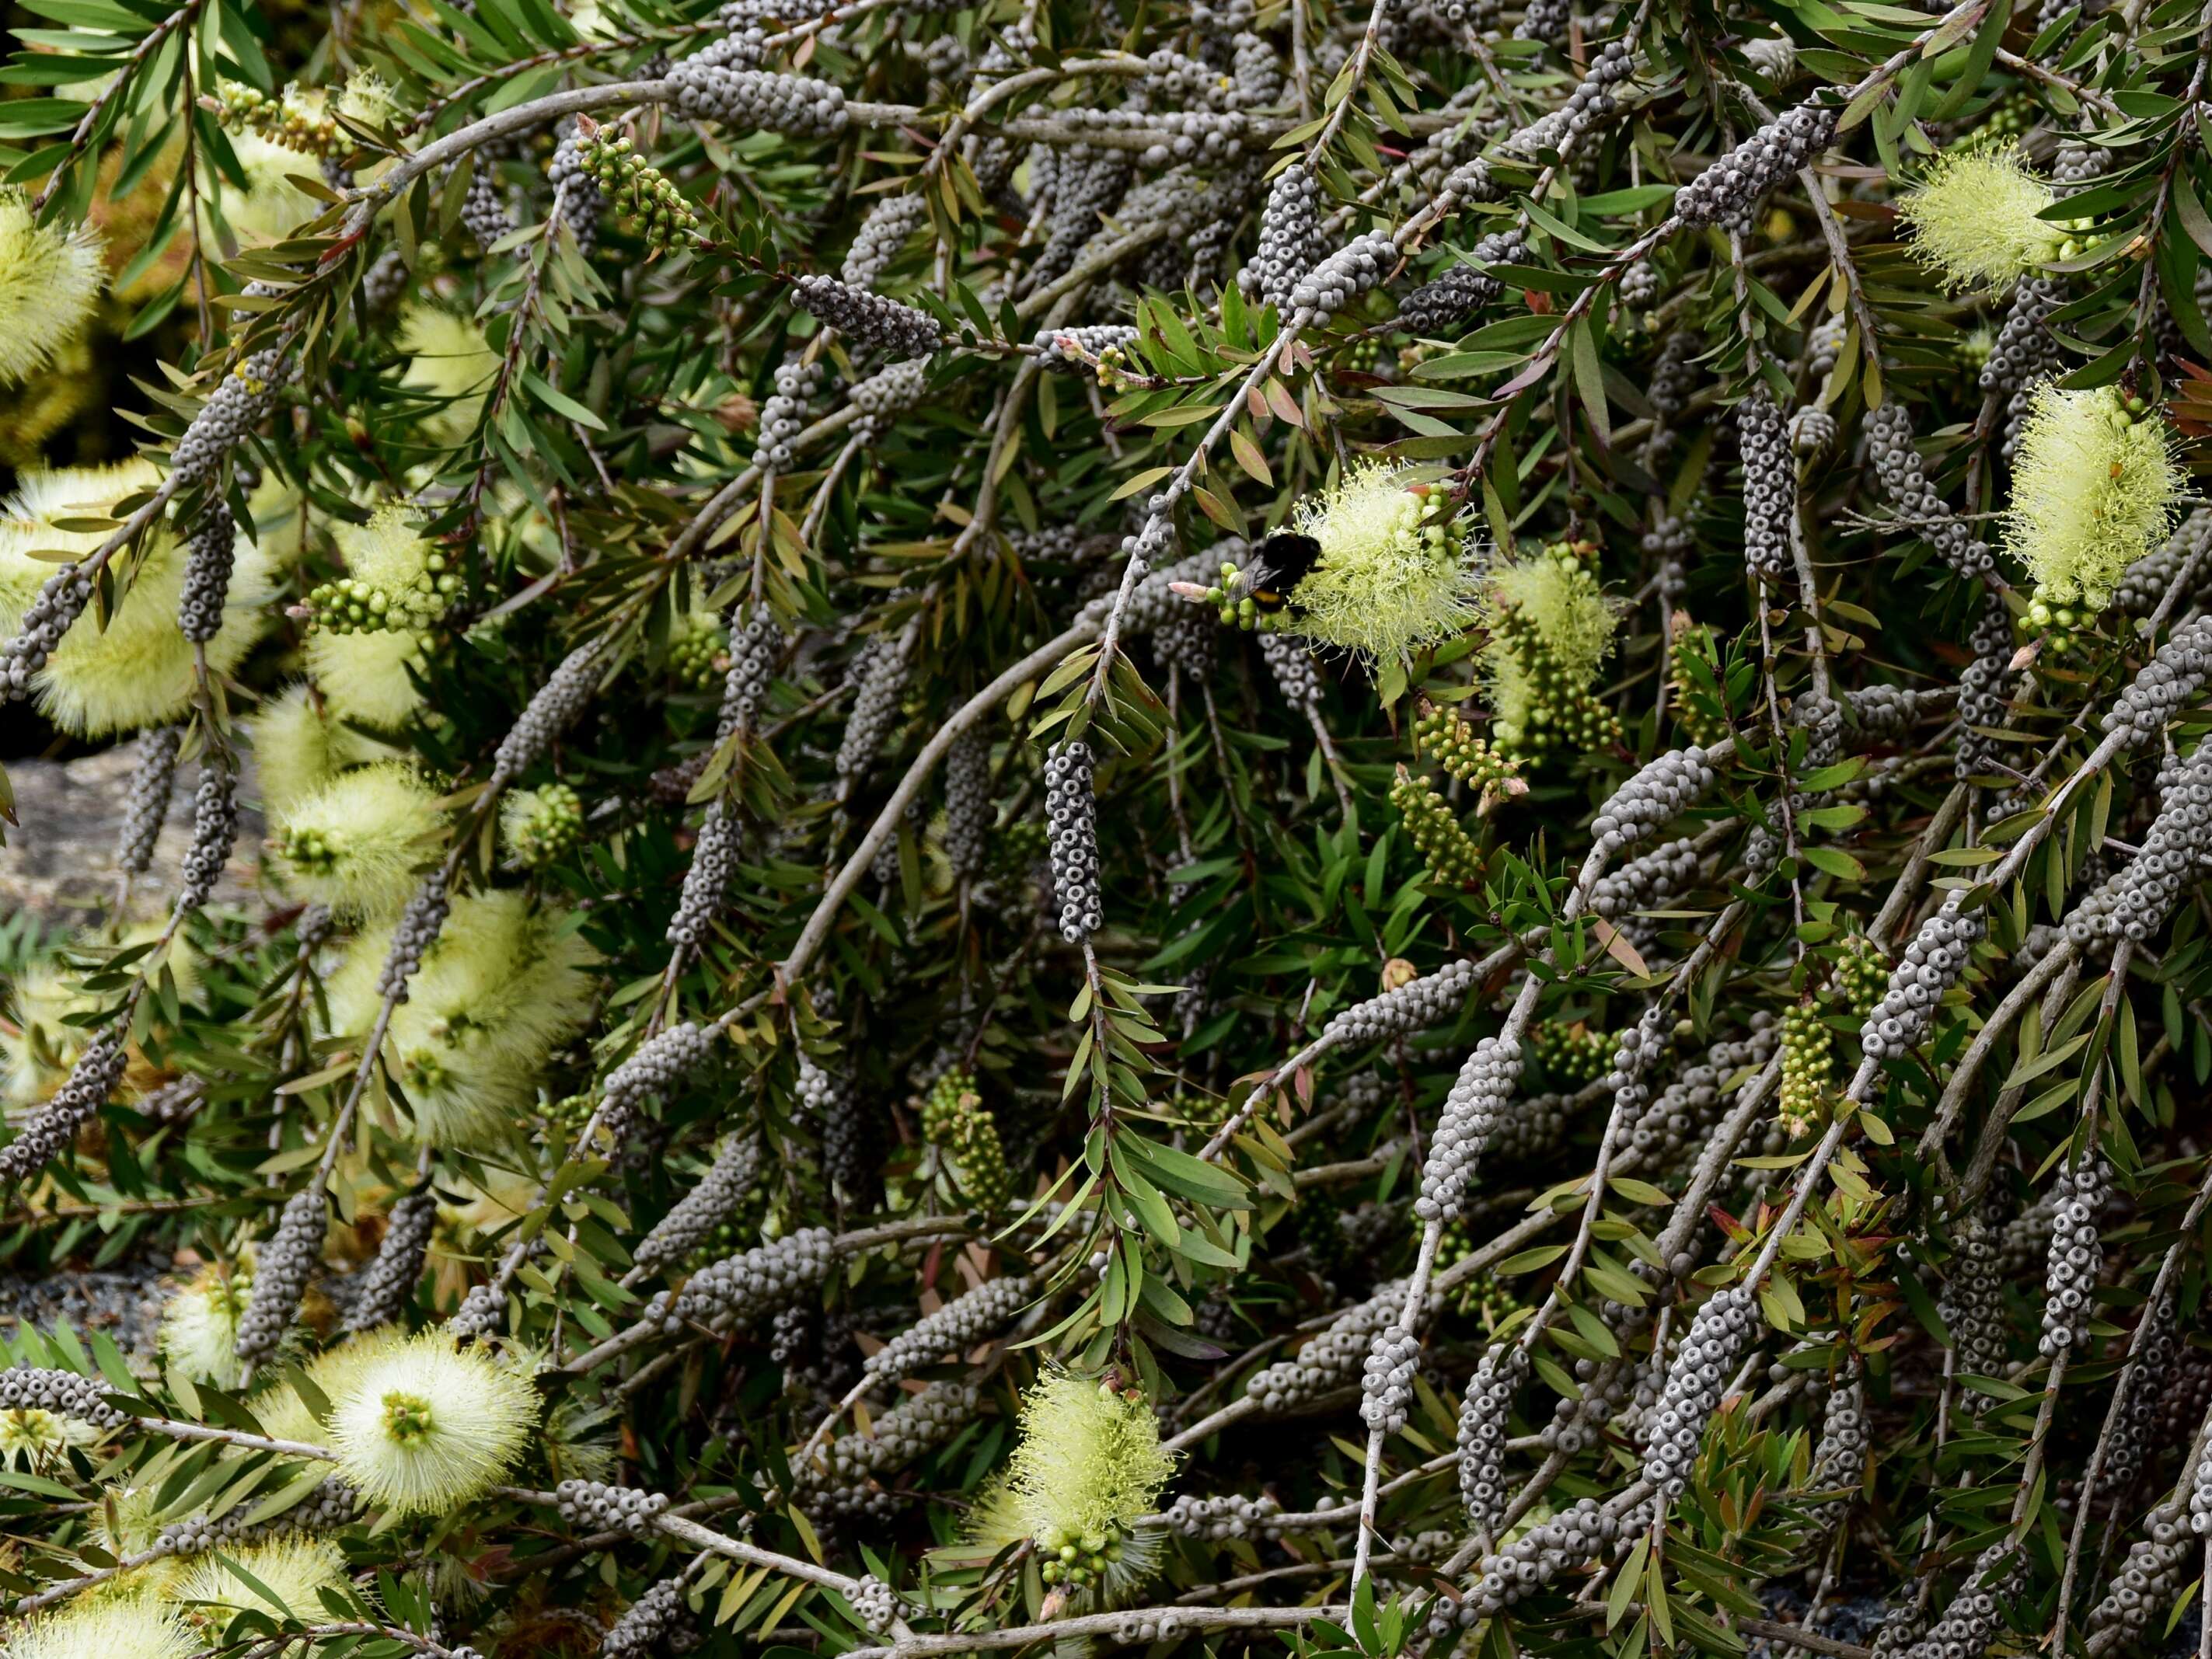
xmin=396 ymin=305 xmax=499 ymax=444
xmin=327 ymin=1329 xmax=538 ymax=1514
xmin=0 ymin=188 xmax=103 ymax=387
xmin=0 ymin=462 xmax=279 ymax=736
xmin=3 ymin=1598 xmax=195 ymax=1659
xmin=968 ymin=1369 xmax=1178 ymax=1612
xmin=1896 ymin=143 xmax=2068 ymax=290
xmin=1190 ymin=465 xmax=1481 ymax=664
xmin=158 ymin=1263 xmax=255 ymax=1389
xmin=269 ymin=762 xmax=444 ymax=918
xmin=1284 ymin=464 xmax=1480 ymax=663
xmin=1478 ymin=541 xmax=1624 ymax=762
xmin=2005 ymin=384 xmax=2185 ymax=619
xmin=324 ymin=890 xmax=597 ymax=1145
xmin=249 ymin=682 xmax=401 ymax=813
xmin=169 ymin=1535 xmax=351 ymax=1630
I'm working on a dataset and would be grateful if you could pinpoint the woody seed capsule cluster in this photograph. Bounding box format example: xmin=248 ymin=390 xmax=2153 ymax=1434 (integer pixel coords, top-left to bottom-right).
xmin=1324 ymin=957 xmax=1479 ymax=1044
xmin=601 ymin=1576 xmax=688 ymax=1659
xmin=1639 ymin=1284 xmax=1757 ymax=1499
xmin=794 ymin=274 xmax=943 ymax=359
xmin=344 ymin=1191 xmax=439 ymax=1333
xmin=177 ymin=497 xmax=236 ymax=642
xmin=116 ymin=723 xmax=183 ymax=877
xmin=0 ymin=563 xmax=93 ymax=701
xmin=1858 ymin=894 xmax=1985 ymax=1061
xmin=1589 ymin=747 xmax=1715 ymax=863
xmin=1457 ymin=1340 xmax=1530 ymax=1534
xmin=1415 ymin=1034 xmax=1523 ymax=1223
xmin=864 ymin=1274 xmax=1036 ymax=1380
xmin=2037 ymin=1156 xmax=2107 ymax=1358
xmin=375 ymin=870 xmax=450 ymax=1002
xmin=1865 ymin=401 xmax=1999 ymax=584
xmin=643 ymin=1225 xmax=834 ymax=1336
xmin=1738 ymin=392 xmax=1793 ymax=586
xmin=180 ymin=755 xmax=241 ymax=913
xmin=667 ymin=800 xmax=738 ymax=948
xmin=0 ymin=1033 xmax=128 ymax=1183
xmin=1674 ymin=101 xmax=1837 ymax=228
xmin=1046 ymin=741 xmax=1102 ymax=943
xmin=634 ymin=1134 xmax=759 ymax=1274
xmin=602 ymin=1023 xmax=715 ymax=1135
xmin=1244 ymin=1280 xmax=1418 ymax=1413
xmin=234 ymin=1185 xmax=328 ymax=1364
xmin=556 ymin=1479 xmax=672 ymax=1535
xmin=1243 ymin=166 xmax=1327 ymax=314
xmin=0 ymin=1366 xmax=126 ymax=1428
xmin=1289 ymin=231 xmax=1396 ymax=324
xmin=492 ymin=642 xmax=603 ymax=782
xmin=666 ymin=63 xmax=850 ymax=135
xmin=1394 ymin=229 xmax=1526 ymax=336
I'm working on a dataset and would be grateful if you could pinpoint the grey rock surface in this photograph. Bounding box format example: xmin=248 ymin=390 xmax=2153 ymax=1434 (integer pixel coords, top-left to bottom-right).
xmin=2 ymin=745 xmax=260 ymax=922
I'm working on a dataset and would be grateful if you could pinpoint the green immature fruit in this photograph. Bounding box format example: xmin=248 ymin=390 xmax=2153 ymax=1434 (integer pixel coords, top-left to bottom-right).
xmin=1390 ymin=764 xmax=1485 ymax=888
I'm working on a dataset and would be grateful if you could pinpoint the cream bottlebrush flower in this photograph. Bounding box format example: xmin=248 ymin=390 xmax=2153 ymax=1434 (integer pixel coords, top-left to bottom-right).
xmin=336 ymin=502 xmax=440 ymax=592
xmin=2 ymin=1598 xmax=196 ymax=1659
xmin=0 ymin=1406 xmax=95 ymax=1471
xmin=396 ymin=305 xmax=499 ymax=444
xmin=1896 ymin=143 xmax=2064 ymax=291
xmin=159 ymin=1264 xmax=255 ymax=1389
xmin=0 ymin=187 xmax=104 ymax=387
xmin=268 ymin=762 xmax=444 ymax=918
xmin=322 ymin=891 xmax=596 ymax=1145
xmin=306 ymin=626 xmax=432 ymax=730
xmin=4 ymin=922 xmax=197 ymax=1103
xmin=327 ymin=1329 xmax=539 ymax=1514
xmin=204 ymin=132 xmax=323 ymax=249
xmin=249 ymin=681 xmax=401 ymax=814
xmin=1280 ymin=463 xmax=1480 ymax=663
xmin=249 ymin=1333 xmax=392 ymax=1447
xmin=0 ymin=461 xmax=279 ymax=736
xmin=2004 ymin=385 xmax=2186 ymax=607
xmin=968 ymin=1370 xmax=1177 ymax=1608
xmin=169 ymin=1535 xmax=351 ymax=1630
xmin=1478 ymin=543 xmax=1624 ymax=745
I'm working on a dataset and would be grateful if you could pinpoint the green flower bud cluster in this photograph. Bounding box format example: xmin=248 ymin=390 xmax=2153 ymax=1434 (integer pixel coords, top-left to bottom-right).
xmin=668 ymin=614 xmax=728 ymax=690
xmin=1778 ymin=1002 xmax=1832 ymax=1138
xmin=306 ymin=552 xmax=460 ymax=634
xmin=2022 ymin=583 xmax=2095 ymax=657
xmin=504 ymin=782 xmax=583 ymax=870
xmin=1390 ymin=764 xmax=1485 ymax=888
xmin=1298 ymin=1192 xmax=1348 ymax=1277
xmin=577 ymin=129 xmax=706 ymax=255
xmin=1440 ymin=1218 xmax=1519 ymax=1319
xmin=1036 ymin=1519 xmax=1126 ymax=1589
xmin=218 ymin=85 xmax=340 ymax=157
xmin=1414 ymin=702 xmax=1518 ymax=794
xmin=1668 ymin=619 xmax=1732 ymax=748
xmin=919 ymin=1067 xmax=1011 ymax=1213
xmin=279 ymin=823 xmax=341 ymax=873
xmin=1531 ymin=1023 xmax=1610 ymax=1087
xmin=1965 ymin=91 xmax=2035 ymax=150
xmin=1833 ymin=932 xmax=1889 ymax=1017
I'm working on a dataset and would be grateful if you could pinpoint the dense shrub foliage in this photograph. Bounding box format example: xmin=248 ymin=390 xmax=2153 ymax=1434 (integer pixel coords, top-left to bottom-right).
xmin=9 ymin=0 xmax=2212 ymax=1656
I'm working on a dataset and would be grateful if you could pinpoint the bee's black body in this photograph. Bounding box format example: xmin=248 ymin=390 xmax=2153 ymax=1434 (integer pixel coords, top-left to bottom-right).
xmin=1247 ymin=532 xmax=1323 ymax=613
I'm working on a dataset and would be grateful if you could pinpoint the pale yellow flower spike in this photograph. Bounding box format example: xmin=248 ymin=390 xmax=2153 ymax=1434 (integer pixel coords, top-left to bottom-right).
xmin=1896 ymin=142 xmax=2065 ymax=291
xmin=2004 ymin=385 xmax=2186 ymax=608
xmin=0 ymin=187 xmax=103 ymax=388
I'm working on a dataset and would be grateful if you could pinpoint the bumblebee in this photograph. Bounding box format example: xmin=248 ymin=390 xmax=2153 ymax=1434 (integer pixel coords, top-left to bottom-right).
xmin=1244 ymin=531 xmax=1323 ymax=613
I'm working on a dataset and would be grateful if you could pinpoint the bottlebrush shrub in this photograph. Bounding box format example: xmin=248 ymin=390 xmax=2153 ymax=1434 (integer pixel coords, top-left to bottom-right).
xmin=16 ymin=0 xmax=2212 ymax=1657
